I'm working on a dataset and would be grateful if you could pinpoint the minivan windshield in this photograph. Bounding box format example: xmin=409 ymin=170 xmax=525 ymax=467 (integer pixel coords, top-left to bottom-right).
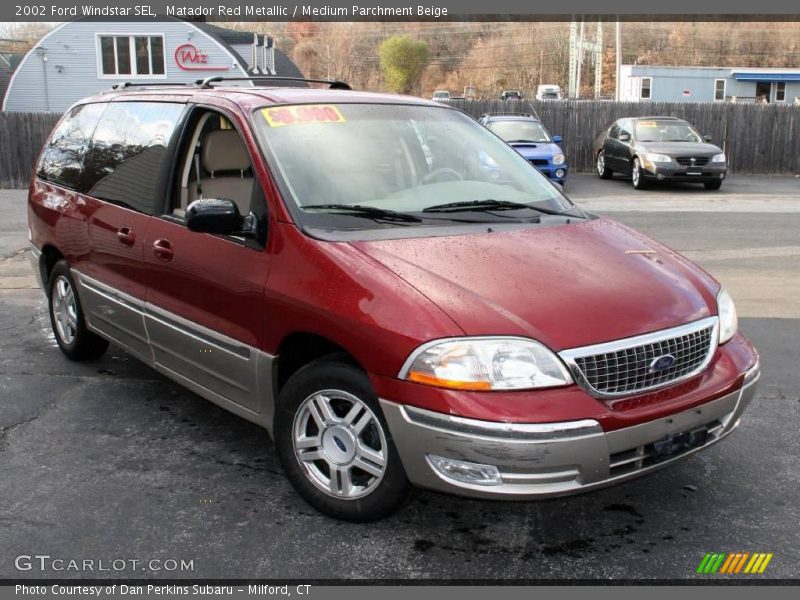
xmin=635 ymin=120 xmax=703 ymax=143
xmin=254 ymin=103 xmax=574 ymax=230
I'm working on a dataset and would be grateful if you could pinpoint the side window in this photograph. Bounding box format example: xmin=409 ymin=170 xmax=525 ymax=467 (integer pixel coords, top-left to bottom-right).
xmin=619 ymin=119 xmax=633 ymax=139
xmin=37 ymin=103 xmax=105 ymax=190
xmin=608 ymin=122 xmax=621 ymax=139
xmin=83 ymin=102 xmax=184 ymax=215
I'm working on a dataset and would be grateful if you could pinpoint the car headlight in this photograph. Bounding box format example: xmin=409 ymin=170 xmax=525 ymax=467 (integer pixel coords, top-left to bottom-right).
xmin=711 ymin=153 xmax=726 ymax=163
xmin=401 ymin=337 xmax=573 ymax=391
xmin=552 ymin=153 xmax=565 ymax=165
xmin=717 ymin=288 xmax=738 ymax=344
xmin=643 ymin=153 xmax=672 ymax=163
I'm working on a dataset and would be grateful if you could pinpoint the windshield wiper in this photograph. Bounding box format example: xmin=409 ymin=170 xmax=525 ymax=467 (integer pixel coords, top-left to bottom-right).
xmin=422 ymin=199 xmax=565 ymax=216
xmin=302 ymin=203 xmax=422 ymax=223
xmin=506 ymin=139 xmax=547 ymax=143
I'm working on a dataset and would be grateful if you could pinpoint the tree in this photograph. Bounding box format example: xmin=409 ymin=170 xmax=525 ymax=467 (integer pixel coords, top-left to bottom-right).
xmin=378 ymin=36 xmax=429 ymax=94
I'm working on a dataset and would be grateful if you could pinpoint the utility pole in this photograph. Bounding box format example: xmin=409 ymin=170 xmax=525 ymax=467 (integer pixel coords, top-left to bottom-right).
xmin=615 ymin=19 xmax=621 ymax=101
xmin=576 ymin=17 xmax=585 ymax=98
xmin=594 ymin=21 xmax=603 ymax=98
xmin=568 ymin=19 xmax=578 ymax=97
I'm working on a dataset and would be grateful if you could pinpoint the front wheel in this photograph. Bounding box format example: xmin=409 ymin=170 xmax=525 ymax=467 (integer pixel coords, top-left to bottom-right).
xmin=704 ymin=180 xmax=723 ymax=190
xmin=48 ymin=261 xmax=109 ymax=361
xmin=274 ymin=359 xmax=410 ymax=521
xmin=631 ymin=158 xmax=648 ymax=190
xmin=596 ymin=151 xmax=613 ymax=179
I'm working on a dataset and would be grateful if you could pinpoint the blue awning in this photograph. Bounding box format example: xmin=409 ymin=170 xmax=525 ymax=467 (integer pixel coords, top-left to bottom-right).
xmin=732 ymin=72 xmax=800 ymax=82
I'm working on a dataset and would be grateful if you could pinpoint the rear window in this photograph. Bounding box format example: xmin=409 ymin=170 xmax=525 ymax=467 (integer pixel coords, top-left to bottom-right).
xmin=37 ymin=103 xmax=105 ymax=190
xmin=82 ymin=102 xmax=184 ymax=215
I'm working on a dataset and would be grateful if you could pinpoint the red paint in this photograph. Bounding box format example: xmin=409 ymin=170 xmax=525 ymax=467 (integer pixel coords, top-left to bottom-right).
xmin=28 ymin=87 xmax=759 ymax=433
xmin=174 ymin=43 xmax=230 ymax=71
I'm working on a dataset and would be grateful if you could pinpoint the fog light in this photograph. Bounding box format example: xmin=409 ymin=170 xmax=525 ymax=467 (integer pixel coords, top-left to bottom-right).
xmin=555 ymin=169 xmax=565 ymax=178
xmin=427 ymin=454 xmax=502 ymax=486
xmin=720 ymin=173 xmax=725 ymax=179
xmin=657 ymin=173 xmax=665 ymax=180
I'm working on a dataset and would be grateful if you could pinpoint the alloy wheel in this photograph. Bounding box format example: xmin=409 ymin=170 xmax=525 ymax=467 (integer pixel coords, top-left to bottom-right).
xmin=52 ymin=275 xmax=78 ymax=345
xmin=292 ymin=389 xmax=387 ymax=499
xmin=597 ymin=152 xmax=605 ymax=175
xmin=632 ymin=159 xmax=641 ymax=187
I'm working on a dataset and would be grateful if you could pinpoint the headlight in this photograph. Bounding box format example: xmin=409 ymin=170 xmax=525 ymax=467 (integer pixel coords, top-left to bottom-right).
xmin=717 ymin=288 xmax=738 ymax=344
xmin=643 ymin=153 xmax=672 ymax=163
xmin=711 ymin=153 xmax=726 ymax=163
xmin=401 ymin=337 xmax=573 ymax=391
xmin=552 ymin=153 xmax=565 ymax=165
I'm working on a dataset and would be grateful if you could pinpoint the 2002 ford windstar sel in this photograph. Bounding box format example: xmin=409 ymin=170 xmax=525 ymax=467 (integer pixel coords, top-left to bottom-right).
xmin=28 ymin=78 xmax=760 ymax=521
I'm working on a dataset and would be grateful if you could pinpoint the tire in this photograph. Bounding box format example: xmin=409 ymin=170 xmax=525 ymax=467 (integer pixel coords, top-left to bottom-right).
xmin=274 ymin=359 xmax=411 ymax=521
xmin=596 ymin=151 xmax=613 ymax=179
xmin=631 ymin=157 xmax=648 ymax=190
xmin=47 ymin=260 xmax=109 ymax=361
xmin=704 ymin=180 xmax=723 ymax=190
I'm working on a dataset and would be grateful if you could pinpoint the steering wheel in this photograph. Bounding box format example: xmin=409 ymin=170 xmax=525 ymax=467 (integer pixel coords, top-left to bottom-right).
xmin=421 ymin=168 xmax=463 ymax=184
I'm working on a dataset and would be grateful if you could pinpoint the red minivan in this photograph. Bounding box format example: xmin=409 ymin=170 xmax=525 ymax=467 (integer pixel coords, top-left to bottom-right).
xmin=28 ymin=79 xmax=760 ymax=521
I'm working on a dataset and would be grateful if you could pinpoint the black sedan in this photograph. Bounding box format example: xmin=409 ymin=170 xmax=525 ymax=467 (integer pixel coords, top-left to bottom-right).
xmin=593 ymin=116 xmax=727 ymax=190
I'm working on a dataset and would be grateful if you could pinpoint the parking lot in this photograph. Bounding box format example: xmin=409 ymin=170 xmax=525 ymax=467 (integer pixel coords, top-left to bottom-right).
xmin=1 ymin=174 xmax=798 ymax=580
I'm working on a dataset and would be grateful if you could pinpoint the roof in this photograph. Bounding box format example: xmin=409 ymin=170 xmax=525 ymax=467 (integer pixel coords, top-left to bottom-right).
xmin=482 ymin=113 xmax=541 ymax=122
xmin=631 ymin=116 xmax=681 ymax=121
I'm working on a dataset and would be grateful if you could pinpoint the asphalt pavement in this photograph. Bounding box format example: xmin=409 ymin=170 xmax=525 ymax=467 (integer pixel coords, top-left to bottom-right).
xmin=0 ymin=175 xmax=798 ymax=580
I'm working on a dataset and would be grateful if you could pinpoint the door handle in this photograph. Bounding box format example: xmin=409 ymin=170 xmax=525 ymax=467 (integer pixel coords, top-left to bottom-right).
xmin=152 ymin=238 xmax=174 ymax=261
xmin=116 ymin=227 xmax=135 ymax=246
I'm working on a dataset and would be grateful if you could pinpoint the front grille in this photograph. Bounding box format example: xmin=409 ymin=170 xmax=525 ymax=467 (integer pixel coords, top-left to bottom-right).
xmin=676 ymin=156 xmax=710 ymax=166
xmin=530 ymin=159 xmax=549 ymax=166
xmin=561 ymin=317 xmax=718 ymax=398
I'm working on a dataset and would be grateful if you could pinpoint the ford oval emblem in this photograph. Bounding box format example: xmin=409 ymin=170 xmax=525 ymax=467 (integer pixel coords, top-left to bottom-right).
xmin=650 ymin=354 xmax=676 ymax=372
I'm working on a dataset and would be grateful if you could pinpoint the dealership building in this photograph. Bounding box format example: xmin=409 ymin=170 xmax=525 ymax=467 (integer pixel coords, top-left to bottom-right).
xmin=619 ymin=64 xmax=800 ymax=103
xmin=2 ymin=20 xmax=303 ymax=112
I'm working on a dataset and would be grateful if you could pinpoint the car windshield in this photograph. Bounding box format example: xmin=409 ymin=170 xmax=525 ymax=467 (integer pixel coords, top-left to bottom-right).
xmin=432 ymin=91 xmax=449 ymax=99
xmin=486 ymin=120 xmax=551 ymax=143
xmin=254 ymin=103 xmax=574 ymax=230
xmin=635 ymin=120 xmax=703 ymax=143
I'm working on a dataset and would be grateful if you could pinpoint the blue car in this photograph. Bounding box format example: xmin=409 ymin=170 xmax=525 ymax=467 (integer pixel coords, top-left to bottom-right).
xmin=478 ymin=113 xmax=568 ymax=185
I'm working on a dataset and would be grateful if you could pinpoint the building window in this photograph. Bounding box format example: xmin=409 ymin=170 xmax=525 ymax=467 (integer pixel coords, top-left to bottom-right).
xmin=714 ymin=79 xmax=726 ymax=101
xmin=775 ymin=81 xmax=786 ymax=102
xmin=98 ymin=35 xmax=165 ymax=77
xmin=640 ymin=77 xmax=652 ymax=100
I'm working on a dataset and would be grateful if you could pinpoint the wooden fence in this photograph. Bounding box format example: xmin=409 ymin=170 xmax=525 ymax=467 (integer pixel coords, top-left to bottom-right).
xmin=446 ymin=99 xmax=800 ymax=175
xmin=1 ymin=102 xmax=799 ymax=187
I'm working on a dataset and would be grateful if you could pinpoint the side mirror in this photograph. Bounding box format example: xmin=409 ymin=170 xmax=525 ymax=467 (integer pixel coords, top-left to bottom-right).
xmin=552 ymin=135 xmax=562 ymax=143
xmin=619 ymin=132 xmax=631 ymax=142
xmin=186 ymin=198 xmax=254 ymax=237
xmin=703 ymin=135 xmax=712 ymax=142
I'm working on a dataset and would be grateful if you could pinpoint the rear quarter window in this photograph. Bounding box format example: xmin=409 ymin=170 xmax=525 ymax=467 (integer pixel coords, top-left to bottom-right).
xmin=82 ymin=101 xmax=185 ymax=215
xmin=37 ymin=103 xmax=105 ymax=190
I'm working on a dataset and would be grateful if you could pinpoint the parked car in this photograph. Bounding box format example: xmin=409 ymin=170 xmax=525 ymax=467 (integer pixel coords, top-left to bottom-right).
xmin=500 ymin=89 xmax=522 ymax=101
xmin=594 ymin=116 xmax=727 ymax=190
xmin=479 ymin=113 xmax=568 ymax=185
xmin=29 ymin=80 xmax=759 ymax=521
xmin=431 ymin=90 xmax=450 ymax=102
xmin=536 ymin=84 xmax=563 ymax=100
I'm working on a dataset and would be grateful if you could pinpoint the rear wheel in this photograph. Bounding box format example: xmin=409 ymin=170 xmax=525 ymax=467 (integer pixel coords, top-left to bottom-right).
xmin=631 ymin=158 xmax=648 ymax=190
xmin=48 ymin=261 xmax=109 ymax=360
xmin=596 ymin=151 xmax=613 ymax=179
xmin=274 ymin=359 xmax=410 ymax=521
xmin=704 ymin=180 xmax=723 ymax=190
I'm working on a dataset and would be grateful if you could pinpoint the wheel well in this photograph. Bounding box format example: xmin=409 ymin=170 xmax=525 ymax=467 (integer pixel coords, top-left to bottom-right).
xmin=274 ymin=333 xmax=361 ymax=394
xmin=40 ymin=245 xmax=64 ymax=288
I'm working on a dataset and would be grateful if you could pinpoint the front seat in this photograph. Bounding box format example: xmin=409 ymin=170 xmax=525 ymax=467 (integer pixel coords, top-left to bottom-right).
xmin=199 ymin=129 xmax=254 ymax=215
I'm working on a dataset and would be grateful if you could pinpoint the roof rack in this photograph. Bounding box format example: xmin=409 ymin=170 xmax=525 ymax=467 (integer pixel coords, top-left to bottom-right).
xmin=196 ymin=76 xmax=352 ymax=90
xmin=110 ymin=82 xmax=192 ymax=90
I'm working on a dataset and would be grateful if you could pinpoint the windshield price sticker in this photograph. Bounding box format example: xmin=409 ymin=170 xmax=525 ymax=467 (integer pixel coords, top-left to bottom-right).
xmin=262 ymin=105 xmax=346 ymax=127
xmin=639 ymin=121 xmax=658 ymax=127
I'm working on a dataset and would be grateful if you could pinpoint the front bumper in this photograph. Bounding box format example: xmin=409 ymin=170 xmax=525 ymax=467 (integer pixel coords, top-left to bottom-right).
xmin=381 ymin=363 xmax=759 ymax=499
xmin=643 ymin=162 xmax=727 ymax=182
xmin=533 ymin=163 xmax=568 ymax=182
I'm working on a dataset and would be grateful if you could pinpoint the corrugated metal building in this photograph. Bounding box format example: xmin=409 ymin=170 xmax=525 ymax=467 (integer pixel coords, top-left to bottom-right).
xmin=2 ymin=20 xmax=303 ymax=112
xmin=620 ymin=65 xmax=800 ymax=104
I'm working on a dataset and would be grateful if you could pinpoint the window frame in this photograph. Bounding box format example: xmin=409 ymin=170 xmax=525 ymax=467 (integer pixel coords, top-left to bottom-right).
xmin=96 ymin=33 xmax=167 ymax=79
xmin=714 ymin=79 xmax=726 ymax=102
xmin=775 ymin=81 xmax=787 ymax=103
xmin=640 ymin=77 xmax=653 ymax=100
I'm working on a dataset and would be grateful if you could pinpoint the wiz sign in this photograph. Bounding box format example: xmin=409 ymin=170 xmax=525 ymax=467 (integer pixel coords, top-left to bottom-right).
xmin=174 ymin=43 xmax=229 ymax=71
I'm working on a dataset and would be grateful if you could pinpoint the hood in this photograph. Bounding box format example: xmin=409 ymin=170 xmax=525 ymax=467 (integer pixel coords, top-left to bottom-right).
xmin=350 ymin=218 xmax=719 ymax=351
xmin=636 ymin=141 xmax=722 ymax=156
xmin=511 ymin=142 xmax=562 ymax=160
